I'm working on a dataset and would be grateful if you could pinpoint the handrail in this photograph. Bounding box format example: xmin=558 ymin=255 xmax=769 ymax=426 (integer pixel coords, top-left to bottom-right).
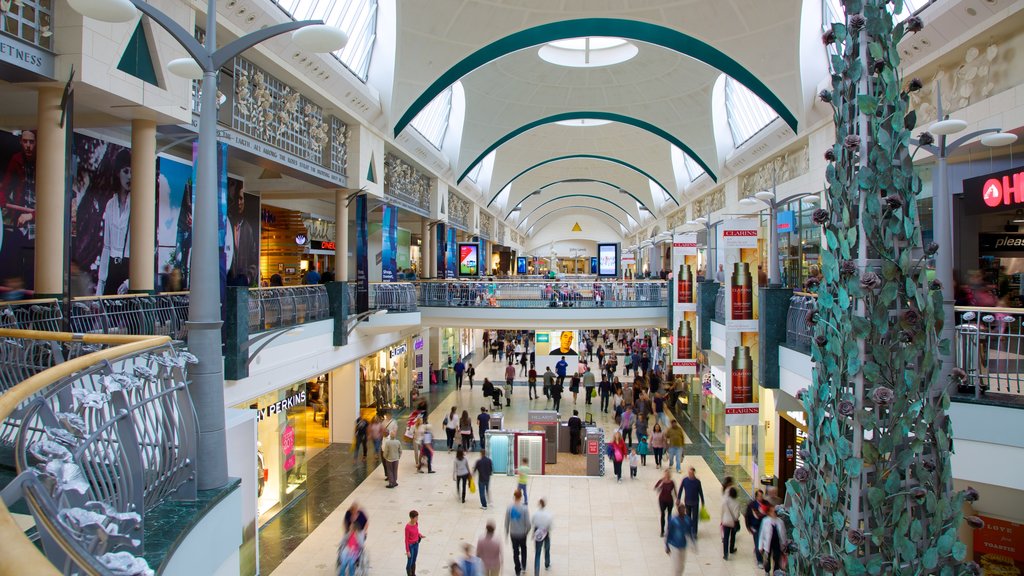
xmin=0 ymin=331 xmax=169 ymax=576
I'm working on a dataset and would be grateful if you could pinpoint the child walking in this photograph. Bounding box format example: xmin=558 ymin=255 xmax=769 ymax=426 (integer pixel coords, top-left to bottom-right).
xmin=629 ymin=447 xmax=640 ymax=479
xmin=637 ymin=434 xmax=649 ymax=467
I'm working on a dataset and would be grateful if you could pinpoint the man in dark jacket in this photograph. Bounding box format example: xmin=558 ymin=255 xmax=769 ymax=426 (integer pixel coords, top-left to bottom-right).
xmin=567 ymin=410 xmax=583 ymax=454
xmin=474 ymin=449 xmax=493 ymax=509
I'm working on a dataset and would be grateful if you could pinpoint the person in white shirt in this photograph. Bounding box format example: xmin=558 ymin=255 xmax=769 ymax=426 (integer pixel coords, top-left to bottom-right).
xmin=532 ymin=498 xmax=553 ymax=575
xmin=758 ymin=500 xmax=788 ymax=575
xmin=720 ymin=486 xmax=742 ymax=560
xmin=98 ymin=150 xmax=132 ymax=295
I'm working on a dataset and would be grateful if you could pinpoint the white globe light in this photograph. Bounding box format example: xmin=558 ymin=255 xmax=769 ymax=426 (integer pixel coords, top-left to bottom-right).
xmin=754 ymin=191 xmax=775 ymax=202
xmin=67 ymin=0 xmax=137 ymax=22
xmin=929 ymin=118 xmax=967 ymax=136
xmin=739 ymin=197 xmax=758 ymax=206
xmin=167 ymin=58 xmax=203 ymax=80
xmin=980 ymin=132 xmax=1018 ymax=147
xmin=292 ymin=25 xmax=348 ymax=53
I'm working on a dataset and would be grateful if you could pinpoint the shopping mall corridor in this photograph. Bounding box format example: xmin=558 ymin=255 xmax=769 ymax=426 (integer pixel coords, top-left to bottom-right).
xmin=269 ymin=354 xmax=761 ymax=576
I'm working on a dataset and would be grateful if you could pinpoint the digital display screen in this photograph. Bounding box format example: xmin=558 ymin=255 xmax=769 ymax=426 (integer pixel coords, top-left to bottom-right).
xmin=458 ymin=243 xmax=479 ymax=276
xmin=517 ymin=257 xmax=528 ymax=274
xmin=597 ymin=243 xmax=619 ymax=277
xmin=590 ymin=257 xmax=598 ymax=274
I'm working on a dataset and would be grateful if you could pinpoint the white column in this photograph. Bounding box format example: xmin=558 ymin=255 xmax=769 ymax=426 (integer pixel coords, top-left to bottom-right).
xmin=421 ymin=219 xmax=431 ymax=279
xmin=330 ymin=362 xmax=360 ymax=444
xmin=335 ymin=189 xmax=349 ymax=281
xmin=130 ymin=119 xmax=157 ymax=292
xmin=33 ymin=87 xmax=65 ymax=296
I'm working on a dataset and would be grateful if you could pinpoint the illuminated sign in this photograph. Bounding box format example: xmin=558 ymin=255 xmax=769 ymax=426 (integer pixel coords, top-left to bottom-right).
xmin=390 ymin=343 xmax=408 ymax=358
xmin=458 ymin=243 xmax=479 ymax=276
xmin=963 ymin=166 xmax=1024 ymax=214
xmin=255 ymin=391 xmax=306 ymax=422
xmin=597 ymin=243 xmax=619 ymax=277
xmin=310 ymin=240 xmax=336 ymax=251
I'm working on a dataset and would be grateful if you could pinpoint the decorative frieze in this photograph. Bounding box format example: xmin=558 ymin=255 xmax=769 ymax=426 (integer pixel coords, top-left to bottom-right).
xmin=448 ymin=191 xmax=471 ymax=230
xmin=692 ymin=188 xmax=725 ymax=218
xmin=479 ymin=212 xmax=494 ymax=239
xmin=740 ymin=146 xmax=809 ymax=197
xmin=383 ymin=153 xmax=431 ymax=215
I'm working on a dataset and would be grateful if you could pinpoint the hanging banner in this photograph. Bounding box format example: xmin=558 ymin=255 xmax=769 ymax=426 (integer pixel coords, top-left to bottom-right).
xmin=671 ymin=232 xmax=699 ymax=375
xmin=355 ymin=195 xmax=369 ymax=312
xmin=724 ymin=330 xmax=760 ymax=426
xmin=381 ymin=204 xmax=398 ymax=282
xmin=719 ymin=218 xmax=760 ymax=332
xmin=435 ymin=222 xmax=447 ymax=279
xmin=192 ymin=142 xmax=230 ymax=306
xmin=446 ymin=227 xmax=456 ymax=278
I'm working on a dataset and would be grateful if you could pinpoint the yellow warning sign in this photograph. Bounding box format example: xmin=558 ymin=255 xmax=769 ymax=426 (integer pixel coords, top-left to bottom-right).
xmin=571 ymin=222 xmax=582 ymax=232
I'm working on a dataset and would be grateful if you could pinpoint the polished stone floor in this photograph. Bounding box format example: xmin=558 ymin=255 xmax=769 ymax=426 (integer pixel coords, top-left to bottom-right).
xmin=269 ymin=356 xmax=763 ymax=576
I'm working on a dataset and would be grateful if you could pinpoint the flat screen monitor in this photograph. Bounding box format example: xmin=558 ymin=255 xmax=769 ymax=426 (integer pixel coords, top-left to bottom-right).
xmin=458 ymin=243 xmax=479 ymax=276
xmin=516 ymin=257 xmax=528 ymax=274
xmin=590 ymin=256 xmax=598 ymax=274
xmin=597 ymin=243 xmax=619 ymax=277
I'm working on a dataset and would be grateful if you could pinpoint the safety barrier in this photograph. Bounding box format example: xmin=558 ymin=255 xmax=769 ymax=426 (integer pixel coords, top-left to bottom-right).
xmin=370 ymin=283 xmax=418 ymax=312
xmin=785 ymin=293 xmax=817 ymax=352
xmin=0 ymin=330 xmax=198 ymax=576
xmin=955 ymin=306 xmax=1024 ymax=398
xmin=247 ymin=285 xmax=331 ymax=333
xmin=0 ymin=295 xmax=190 ymax=339
xmin=416 ymin=280 xmax=667 ymax=308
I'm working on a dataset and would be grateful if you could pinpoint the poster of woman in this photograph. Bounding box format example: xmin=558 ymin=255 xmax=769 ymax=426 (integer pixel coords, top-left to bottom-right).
xmin=0 ymin=129 xmax=36 ymax=291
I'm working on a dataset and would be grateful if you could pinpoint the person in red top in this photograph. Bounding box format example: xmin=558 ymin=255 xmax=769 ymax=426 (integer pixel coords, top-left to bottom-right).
xmin=405 ymin=510 xmax=424 ymax=576
xmin=504 ymin=361 xmax=516 ymax=406
xmin=654 ymin=470 xmax=678 ymax=537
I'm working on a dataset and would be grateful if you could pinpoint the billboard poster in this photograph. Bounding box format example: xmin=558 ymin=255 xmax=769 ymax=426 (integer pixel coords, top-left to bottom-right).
xmin=0 ymin=129 xmax=36 ymax=291
xmin=435 ymin=223 xmax=446 ymax=279
xmin=724 ymin=330 xmax=760 ymax=426
xmin=226 ymin=178 xmax=259 ymax=287
xmin=355 ymin=195 xmax=369 ymax=311
xmin=974 ymin=514 xmax=1024 ymax=573
xmin=458 ymin=242 xmax=479 ymax=277
xmin=590 ymin=256 xmax=598 ymax=274
xmin=672 ymin=233 xmax=698 ymax=310
xmin=381 ymin=205 xmax=398 ymax=282
xmin=156 ymin=156 xmax=193 ymax=290
xmin=446 ymin=227 xmax=456 ymax=278
xmin=719 ymin=218 xmax=760 ymax=332
xmin=192 ymin=142 xmax=229 ymax=304
xmin=597 ymin=243 xmax=619 ymax=277
xmin=534 ymin=329 xmax=582 ymax=374
xmin=516 ymin=256 xmax=527 ymax=275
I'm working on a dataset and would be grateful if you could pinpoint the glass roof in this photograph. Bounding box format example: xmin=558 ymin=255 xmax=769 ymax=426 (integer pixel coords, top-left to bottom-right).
xmin=410 ymin=86 xmax=453 ymax=149
xmin=272 ymin=0 xmax=378 ymax=81
xmin=724 ymin=77 xmax=779 ymax=147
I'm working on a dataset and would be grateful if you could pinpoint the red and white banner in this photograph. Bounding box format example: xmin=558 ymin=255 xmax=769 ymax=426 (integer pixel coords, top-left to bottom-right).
xmin=672 ymin=233 xmax=698 ymax=374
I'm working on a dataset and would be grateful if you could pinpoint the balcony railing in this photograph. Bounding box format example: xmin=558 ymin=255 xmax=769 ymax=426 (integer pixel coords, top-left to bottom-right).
xmin=785 ymin=293 xmax=817 ymax=352
xmin=955 ymin=306 xmax=1024 ymax=399
xmin=416 ymin=280 xmax=667 ymax=308
xmin=714 ymin=285 xmax=725 ymax=323
xmin=247 ymin=285 xmax=331 ymax=333
xmin=0 ymin=294 xmax=190 ymax=339
xmin=370 ymin=283 xmax=418 ymax=312
xmin=0 ymin=330 xmax=198 ymax=576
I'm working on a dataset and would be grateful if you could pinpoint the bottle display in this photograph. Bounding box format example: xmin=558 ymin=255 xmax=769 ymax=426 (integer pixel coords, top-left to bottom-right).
xmin=676 ymin=320 xmax=692 ymax=360
xmin=731 ymin=345 xmax=753 ymax=403
xmin=730 ymin=262 xmax=753 ymax=320
xmin=677 ymin=264 xmax=692 ymax=304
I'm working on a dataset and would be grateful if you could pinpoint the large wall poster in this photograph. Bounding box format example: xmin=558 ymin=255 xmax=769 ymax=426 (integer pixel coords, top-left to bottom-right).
xmin=0 ymin=129 xmax=36 ymax=291
xmin=227 ymin=178 xmax=259 ymax=287
xmin=381 ymin=205 xmax=398 ymax=282
xmin=446 ymin=227 xmax=456 ymax=279
xmin=719 ymin=219 xmax=760 ymax=332
xmin=192 ymin=142 xmax=230 ymax=302
xmin=157 ymin=155 xmax=194 ymax=291
xmin=671 ymin=232 xmax=699 ymax=375
xmin=597 ymin=243 xmax=619 ymax=277
xmin=435 ymin=223 xmax=446 ymax=279
xmin=457 ymin=242 xmax=479 ymax=277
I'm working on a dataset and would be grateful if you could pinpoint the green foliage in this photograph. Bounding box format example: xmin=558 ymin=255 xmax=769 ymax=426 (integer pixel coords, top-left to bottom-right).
xmin=783 ymin=1 xmax=969 ymax=574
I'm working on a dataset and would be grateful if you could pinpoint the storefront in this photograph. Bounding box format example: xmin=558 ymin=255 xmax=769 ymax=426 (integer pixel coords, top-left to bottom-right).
xmin=958 ymin=164 xmax=1024 ymax=307
xmin=240 ymin=376 xmax=332 ymax=525
xmin=360 ymin=338 xmax=413 ymax=415
xmin=441 ymin=327 xmax=473 ymax=364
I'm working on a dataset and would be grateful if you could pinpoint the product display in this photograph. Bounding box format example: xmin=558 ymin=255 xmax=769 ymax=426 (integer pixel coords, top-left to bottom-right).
xmin=677 ymin=263 xmax=692 ymax=304
xmin=730 ymin=346 xmax=752 ymax=403
xmin=676 ymin=320 xmax=692 ymax=360
xmin=730 ymin=262 xmax=753 ymax=320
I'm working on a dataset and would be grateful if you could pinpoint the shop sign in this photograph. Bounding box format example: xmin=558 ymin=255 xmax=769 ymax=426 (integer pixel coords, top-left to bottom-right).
xmin=414 ymin=337 xmax=424 ymax=351
xmin=282 ymin=425 xmax=296 ymax=471
xmin=255 ymin=391 xmax=307 ymax=422
xmin=389 ymin=343 xmax=408 ymax=358
xmin=980 ymin=233 xmax=1024 ymax=254
xmin=962 ymin=165 xmax=1024 ymax=214
xmin=777 ymin=210 xmax=796 ymax=233
xmin=587 ymin=440 xmax=599 ymax=455
xmin=973 ymin=515 xmax=1024 ymax=572
xmin=310 ymin=240 xmax=336 ymax=251
xmin=0 ymin=36 xmax=54 ymax=79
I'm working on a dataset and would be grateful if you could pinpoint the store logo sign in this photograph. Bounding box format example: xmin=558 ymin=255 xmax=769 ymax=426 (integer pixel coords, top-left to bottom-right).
xmin=390 ymin=343 xmax=408 ymax=358
xmin=256 ymin=391 xmax=306 ymax=422
xmin=981 ymin=172 xmax=1024 ymax=208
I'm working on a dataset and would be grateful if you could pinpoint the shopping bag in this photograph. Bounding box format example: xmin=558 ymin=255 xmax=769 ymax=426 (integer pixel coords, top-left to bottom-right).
xmin=469 ymin=475 xmax=477 ymax=493
xmin=700 ymin=506 xmax=710 ymax=521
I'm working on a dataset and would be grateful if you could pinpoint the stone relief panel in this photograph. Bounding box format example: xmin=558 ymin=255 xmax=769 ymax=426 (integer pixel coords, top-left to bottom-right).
xmin=740 ymin=146 xmax=809 ymax=197
xmin=480 ymin=212 xmax=494 ymax=239
xmin=448 ymin=191 xmax=470 ymax=229
xmin=384 ymin=153 xmax=431 ymax=213
xmin=692 ymin=189 xmax=725 ymax=218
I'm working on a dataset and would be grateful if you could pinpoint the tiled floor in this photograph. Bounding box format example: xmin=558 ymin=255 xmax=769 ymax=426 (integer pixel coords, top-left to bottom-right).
xmin=270 ymin=355 xmax=764 ymax=576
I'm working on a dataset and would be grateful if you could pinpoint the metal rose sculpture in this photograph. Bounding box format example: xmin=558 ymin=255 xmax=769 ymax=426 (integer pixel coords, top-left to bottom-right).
xmin=785 ymin=1 xmax=975 ymax=573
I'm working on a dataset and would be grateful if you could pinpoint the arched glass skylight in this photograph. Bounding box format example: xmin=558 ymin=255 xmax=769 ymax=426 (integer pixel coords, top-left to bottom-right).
xmin=466 ymin=162 xmax=484 ymax=183
xmin=554 ymin=118 xmax=613 ymax=127
xmin=671 ymin=145 xmax=705 ymax=182
xmin=273 ymin=0 xmax=378 ymax=81
xmin=410 ymin=86 xmax=453 ymax=149
xmin=538 ymin=36 xmax=639 ymax=68
xmin=724 ymin=77 xmax=779 ymax=147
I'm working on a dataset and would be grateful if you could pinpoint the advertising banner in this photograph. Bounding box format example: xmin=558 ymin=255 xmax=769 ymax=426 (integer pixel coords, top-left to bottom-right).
xmin=435 ymin=222 xmax=446 ymax=279
xmin=974 ymin=515 xmax=1024 ymax=573
xmin=516 ymin=256 xmax=528 ymax=275
xmin=355 ymin=195 xmax=369 ymax=312
xmin=156 ymin=156 xmax=193 ymax=290
xmin=446 ymin=228 xmax=456 ymax=278
xmin=381 ymin=205 xmax=398 ymax=282
xmin=192 ymin=142 xmax=229 ymax=302
xmin=671 ymin=232 xmax=699 ymax=375
xmin=724 ymin=330 xmax=760 ymax=426
xmin=534 ymin=329 xmax=582 ymax=374
xmin=597 ymin=243 xmax=619 ymax=277
xmin=458 ymin=242 xmax=479 ymax=276
xmin=0 ymin=129 xmax=36 ymax=290
xmin=226 ymin=178 xmax=258 ymax=287
xmin=590 ymin=256 xmax=598 ymax=274
xmin=719 ymin=218 xmax=760 ymax=332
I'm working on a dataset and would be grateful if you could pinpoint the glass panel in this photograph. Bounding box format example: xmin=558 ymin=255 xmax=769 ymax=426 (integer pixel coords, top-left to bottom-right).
xmin=724 ymin=77 xmax=779 ymax=147
xmin=271 ymin=0 xmax=378 ymax=81
xmin=410 ymin=86 xmax=453 ymax=149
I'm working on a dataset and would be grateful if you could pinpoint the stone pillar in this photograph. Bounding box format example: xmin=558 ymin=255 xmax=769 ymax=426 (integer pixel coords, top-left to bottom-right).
xmin=33 ymin=87 xmax=66 ymax=297
xmin=335 ymin=189 xmax=349 ymax=281
xmin=329 ymin=362 xmax=360 ymax=444
xmin=421 ymin=219 xmax=431 ymax=279
xmin=129 ymin=119 xmax=157 ymax=293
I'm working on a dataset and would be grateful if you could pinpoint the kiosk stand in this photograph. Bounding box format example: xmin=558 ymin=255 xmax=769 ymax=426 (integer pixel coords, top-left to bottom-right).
xmin=528 ymin=410 xmax=560 ymax=465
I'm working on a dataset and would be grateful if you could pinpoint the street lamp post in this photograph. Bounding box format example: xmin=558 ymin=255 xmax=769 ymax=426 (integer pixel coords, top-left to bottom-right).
xmin=914 ymin=82 xmax=1017 ymax=382
xmin=69 ymin=0 xmax=346 ymax=490
xmin=739 ymin=170 xmax=820 ymax=287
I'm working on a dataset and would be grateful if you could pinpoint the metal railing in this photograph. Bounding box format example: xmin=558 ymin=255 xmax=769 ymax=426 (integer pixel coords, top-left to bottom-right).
xmin=0 ymin=330 xmax=198 ymax=576
xmin=714 ymin=285 xmax=725 ymax=323
xmin=247 ymin=285 xmax=330 ymax=333
xmin=955 ymin=306 xmax=1024 ymax=398
xmin=0 ymin=295 xmax=190 ymax=339
xmin=370 ymin=282 xmax=418 ymax=312
xmin=785 ymin=293 xmax=817 ymax=352
xmin=416 ymin=280 xmax=667 ymax=308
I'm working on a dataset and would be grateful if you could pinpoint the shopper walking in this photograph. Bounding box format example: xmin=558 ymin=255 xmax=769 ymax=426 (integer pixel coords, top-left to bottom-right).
xmin=505 ymin=489 xmax=531 ymax=576
xmin=405 ymin=510 xmax=424 ymax=576
xmin=542 ymin=367 xmax=554 ymax=400
xmin=569 ymin=372 xmax=580 ymax=404
xmin=467 ymin=363 xmax=476 ymax=389
xmin=504 ymin=362 xmax=516 ymax=406
xmin=459 ymin=410 xmax=474 ymax=452
xmin=599 ymin=376 xmax=612 ymax=413
xmin=474 ymin=448 xmax=493 ymax=509
xmin=353 ymin=415 xmax=369 ymax=461
xmin=665 ymin=504 xmax=694 ymax=575
xmin=628 ymin=447 xmax=640 ymax=479
xmin=419 ymin=423 xmax=435 ymax=474
xmin=746 ymin=489 xmax=766 ymax=568
xmin=458 ymin=543 xmax=483 ymax=576
xmin=455 ymin=358 xmax=466 ymax=389
xmin=665 ymin=420 xmax=685 ymax=473
xmin=549 ymin=376 xmax=563 ymax=412
xmin=678 ymin=467 xmax=704 ymax=538
xmin=476 ymin=521 xmax=502 ymax=576
xmin=721 ymin=486 xmax=742 ymax=560
xmin=609 ymin=431 xmax=626 ymax=483
xmin=567 ymin=410 xmax=583 ymax=455
xmin=444 ymin=407 xmax=459 ymax=452
xmin=477 ymin=407 xmax=491 ymax=450
xmin=650 ymin=424 xmax=666 ymax=468
xmin=383 ymin=430 xmax=402 ymax=488
xmin=759 ymin=500 xmax=788 ymax=575
xmin=654 ymin=470 xmax=678 ymax=536
xmin=532 ymin=499 xmax=552 ymax=576
xmin=516 ymin=457 xmax=531 ymax=505
xmin=583 ymin=367 xmax=596 ymax=405
xmin=369 ymin=415 xmax=384 ymax=462
xmin=620 ymin=405 xmax=634 ymax=447
xmin=555 ymin=356 xmax=568 ymax=387
xmin=453 ymin=448 xmax=471 ymax=503
xmin=527 ymin=366 xmax=538 ymax=399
